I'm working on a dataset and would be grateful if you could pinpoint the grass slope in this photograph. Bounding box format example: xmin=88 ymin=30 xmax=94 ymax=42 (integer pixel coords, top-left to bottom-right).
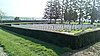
xmin=0 ymin=29 xmax=70 ymax=56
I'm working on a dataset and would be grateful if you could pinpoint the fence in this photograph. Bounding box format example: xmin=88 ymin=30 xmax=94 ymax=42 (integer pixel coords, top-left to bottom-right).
xmin=11 ymin=24 xmax=97 ymax=31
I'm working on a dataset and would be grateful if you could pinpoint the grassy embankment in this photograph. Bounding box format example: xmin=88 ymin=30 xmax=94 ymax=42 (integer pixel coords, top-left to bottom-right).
xmin=0 ymin=29 xmax=71 ymax=56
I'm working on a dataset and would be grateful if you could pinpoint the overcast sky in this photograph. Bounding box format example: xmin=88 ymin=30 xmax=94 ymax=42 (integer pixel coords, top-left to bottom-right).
xmin=0 ymin=0 xmax=49 ymax=17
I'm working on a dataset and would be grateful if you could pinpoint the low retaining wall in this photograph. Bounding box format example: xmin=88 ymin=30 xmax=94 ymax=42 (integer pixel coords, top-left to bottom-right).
xmin=0 ymin=25 xmax=100 ymax=49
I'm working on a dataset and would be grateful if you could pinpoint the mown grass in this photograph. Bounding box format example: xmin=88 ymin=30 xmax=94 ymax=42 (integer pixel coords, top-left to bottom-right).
xmin=57 ymin=27 xmax=94 ymax=34
xmin=69 ymin=30 xmax=83 ymax=34
xmin=63 ymin=22 xmax=91 ymax=24
xmin=0 ymin=29 xmax=71 ymax=56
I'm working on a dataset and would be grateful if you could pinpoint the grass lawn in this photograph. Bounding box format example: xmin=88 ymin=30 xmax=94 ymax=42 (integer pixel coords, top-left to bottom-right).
xmin=0 ymin=29 xmax=71 ymax=56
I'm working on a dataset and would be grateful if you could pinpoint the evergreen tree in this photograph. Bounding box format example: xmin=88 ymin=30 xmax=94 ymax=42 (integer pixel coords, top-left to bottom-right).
xmin=52 ymin=0 xmax=62 ymax=23
xmin=64 ymin=0 xmax=78 ymax=24
xmin=76 ymin=0 xmax=87 ymax=24
xmin=90 ymin=0 xmax=98 ymax=24
xmin=84 ymin=0 xmax=92 ymax=20
xmin=43 ymin=0 xmax=62 ymax=24
xmin=43 ymin=0 xmax=53 ymax=23
xmin=96 ymin=0 xmax=100 ymax=20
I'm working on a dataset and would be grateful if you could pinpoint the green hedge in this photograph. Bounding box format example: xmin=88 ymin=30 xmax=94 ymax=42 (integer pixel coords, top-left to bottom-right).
xmin=78 ymin=30 xmax=100 ymax=48
xmin=0 ymin=25 xmax=100 ymax=49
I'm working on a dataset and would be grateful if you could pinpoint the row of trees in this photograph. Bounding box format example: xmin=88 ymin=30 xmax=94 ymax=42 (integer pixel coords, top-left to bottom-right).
xmin=43 ymin=0 xmax=100 ymax=24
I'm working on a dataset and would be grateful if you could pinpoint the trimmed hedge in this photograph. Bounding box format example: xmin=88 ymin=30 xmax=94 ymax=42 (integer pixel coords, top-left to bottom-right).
xmin=78 ymin=30 xmax=100 ymax=48
xmin=0 ymin=25 xmax=100 ymax=49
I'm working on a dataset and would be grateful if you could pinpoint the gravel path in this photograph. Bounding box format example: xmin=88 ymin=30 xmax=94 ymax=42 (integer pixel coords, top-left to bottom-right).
xmin=0 ymin=47 xmax=8 ymax=56
xmin=61 ymin=42 xmax=100 ymax=56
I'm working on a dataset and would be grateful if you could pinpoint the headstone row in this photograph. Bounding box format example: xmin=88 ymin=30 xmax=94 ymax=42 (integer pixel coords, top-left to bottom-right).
xmin=12 ymin=24 xmax=97 ymax=31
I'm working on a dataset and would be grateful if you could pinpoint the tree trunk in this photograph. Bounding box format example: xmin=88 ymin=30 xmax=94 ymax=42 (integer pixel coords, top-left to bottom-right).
xmin=55 ymin=19 xmax=56 ymax=24
xmin=61 ymin=0 xmax=64 ymax=24
xmin=61 ymin=18 xmax=63 ymax=24
xmin=90 ymin=18 xmax=94 ymax=24
xmin=79 ymin=18 xmax=81 ymax=24
xmin=50 ymin=19 xmax=52 ymax=24
xmin=69 ymin=20 xmax=71 ymax=24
